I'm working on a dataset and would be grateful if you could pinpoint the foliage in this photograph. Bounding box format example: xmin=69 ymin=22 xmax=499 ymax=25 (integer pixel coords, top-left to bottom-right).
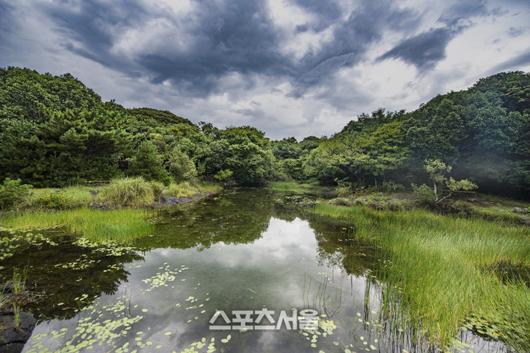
xmin=419 ymin=159 xmax=478 ymax=204
xmin=163 ymin=182 xmax=220 ymax=198
xmin=128 ymin=141 xmax=170 ymax=183
xmin=96 ymin=177 xmax=156 ymax=208
xmin=167 ymin=147 xmax=197 ymax=182
xmin=27 ymin=187 xmax=92 ymax=210
xmin=0 ymin=178 xmax=32 ymax=210
xmin=213 ymin=169 xmax=234 ymax=183
xmin=204 ymin=127 xmax=274 ymax=186
xmin=1 ymin=67 xmax=529 ymax=195
xmin=0 ymin=67 xmax=274 ymax=187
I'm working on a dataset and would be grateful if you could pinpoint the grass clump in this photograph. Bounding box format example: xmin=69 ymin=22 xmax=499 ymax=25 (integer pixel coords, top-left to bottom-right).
xmin=269 ymin=181 xmax=315 ymax=193
xmin=163 ymin=182 xmax=220 ymax=198
xmin=27 ymin=186 xmax=93 ymax=210
xmin=96 ymin=177 xmax=156 ymax=208
xmin=1 ymin=208 xmax=154 ymax=243
xmin=313 ymin=203 xmax=530 ymax=351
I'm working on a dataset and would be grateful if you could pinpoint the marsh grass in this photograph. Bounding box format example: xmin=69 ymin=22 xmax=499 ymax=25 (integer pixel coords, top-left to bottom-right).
xmin=11 ymin=269 xmax=27 ymax=327
xmin=313 ymin=203 xmax=530 ymax=351
xmin=0 ymin=290 xmax=7 ymax=310
xmin=1 ymin=208 xmax=154 ymax=243
xmin=16 ymin=178 xmax=220 ymax=211
xmin=268 ymin=181 xmax=335 ymax=198
xmin=27 ymin=186 xmax=93 ymax=209
xmin=96 ymin=177 xmax=156 ymax=208
xmin=163 ymin=181 xmax=220 ymax=198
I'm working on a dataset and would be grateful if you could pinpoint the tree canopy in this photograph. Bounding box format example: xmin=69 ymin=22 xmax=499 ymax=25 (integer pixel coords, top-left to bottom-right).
xmin=1 ymin=67 xmax=529 ymax=197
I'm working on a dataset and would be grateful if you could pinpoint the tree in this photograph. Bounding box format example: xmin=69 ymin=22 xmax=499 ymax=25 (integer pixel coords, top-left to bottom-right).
xmin=129 ymin=140 xmax=170 ymax=183
xmin=420 ymin=159 xmax=477 ymax=203
xmin=203 ymin=127 xmax=274 ymax=186
xmin=167 ymin=147 xmax=197 ymax=182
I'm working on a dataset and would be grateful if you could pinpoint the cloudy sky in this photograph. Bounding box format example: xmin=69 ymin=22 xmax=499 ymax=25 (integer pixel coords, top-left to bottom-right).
xmin=1 ymin=0 xmax=529 ymax=138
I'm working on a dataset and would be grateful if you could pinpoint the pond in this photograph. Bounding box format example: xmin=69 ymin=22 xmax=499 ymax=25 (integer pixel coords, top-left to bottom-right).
xmin=0 ymin=190 xmax=522 ymax=352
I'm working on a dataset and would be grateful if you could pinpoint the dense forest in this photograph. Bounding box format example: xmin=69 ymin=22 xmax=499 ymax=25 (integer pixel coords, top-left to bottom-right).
xmin=1 ymin=67 xmax=529 ymax=198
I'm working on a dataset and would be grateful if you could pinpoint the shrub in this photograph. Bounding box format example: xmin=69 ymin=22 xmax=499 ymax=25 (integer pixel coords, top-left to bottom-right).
xmin=97 ymin=177 xmax=155 ymax=208
xmin=353 ymin=194 xmax=407 ymax=211
xmin=329 ymin=197 xmax=354 ymax=206
xmin=380 ymin=181 xmax=405 ymax=193
xmin=28 ymin=188 xmax=92 ymax=210
xmin=150 ymin=181 xmax=165 ymax=202
xmin=163 ymin=182 xmax=199 ymax=198
xmin=0 ymin=178 xmax=32 ymax=210
xmin=412 ymin=183 xmax=436 ymax=207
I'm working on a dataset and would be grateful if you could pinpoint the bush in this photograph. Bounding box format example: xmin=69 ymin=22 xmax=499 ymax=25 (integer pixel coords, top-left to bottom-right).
xmin=28 ymin=188 xmax=92 ymax=210
xmin=97 ymin=177 xmax=155 ymax=208
xmin=164 ymin=182 xmax=199 ymax=198
xmin=150 ymin=181 xmax=165 ymax=202
xmin=412 ymin=183 xmax=436 ymax=207
xmin=353 ymin=194 xmax=408 ymax=211
xmin=0 ymin=178 xmax=32 ymax=210
xmin=329 ymin=197 xmax=354 ymax=207
xmin=380 ymin=181 xmax=405 ymax=193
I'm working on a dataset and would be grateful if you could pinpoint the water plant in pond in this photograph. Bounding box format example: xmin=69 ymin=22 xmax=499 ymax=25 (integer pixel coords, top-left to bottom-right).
xmin=11 ymin=269 xmax=28 ymax=327
xmin=312 ymin=203 xmax=530 ymax=351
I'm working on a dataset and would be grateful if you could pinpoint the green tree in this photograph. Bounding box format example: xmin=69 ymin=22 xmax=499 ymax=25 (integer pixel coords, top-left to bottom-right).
xmin=167 ymin=147 xmax=197 ymax=182
xmin=129 ymin=140 xmax=170 ymax=183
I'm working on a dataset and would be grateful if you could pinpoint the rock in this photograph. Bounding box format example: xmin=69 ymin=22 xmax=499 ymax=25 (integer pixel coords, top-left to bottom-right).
xmin=0 ymin=342 xmax=25 ymax=353
xmin=513 ymin=207 xmax=529 ymax=214
xmin=159 ymin=195 xmax=193 ymax=206
xmin=0 ymin=312 xmax=36 ymax=352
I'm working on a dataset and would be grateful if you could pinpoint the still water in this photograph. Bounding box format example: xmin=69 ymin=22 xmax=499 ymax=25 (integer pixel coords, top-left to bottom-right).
xmin=1 ymin=190 xmax=509 ymax=352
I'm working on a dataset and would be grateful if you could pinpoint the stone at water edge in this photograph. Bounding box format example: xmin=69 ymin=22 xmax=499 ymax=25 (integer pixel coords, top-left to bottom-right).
xmin=0 ymin=312 xmax=37 ymax=353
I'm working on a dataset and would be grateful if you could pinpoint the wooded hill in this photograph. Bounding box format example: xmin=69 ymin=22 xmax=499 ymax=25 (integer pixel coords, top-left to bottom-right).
xmin=1 ymin=67 xmax=529 ymax=197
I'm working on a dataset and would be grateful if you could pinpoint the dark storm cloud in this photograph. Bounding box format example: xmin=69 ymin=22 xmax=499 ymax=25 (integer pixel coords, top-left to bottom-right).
xmin=42 ymin=0 xmax=150 ymax=75
xmin=134 ymin=0 xmax=292 ymax=94
xmin=41 ymin=0 xmax=291 ymax=95
xmin=377 ymin=0 xmax=488 ymax=70
xmin=377 ymin=28 xmax=455 ymax=70
xmin=34 ymin=0 xmax=423 ymax=96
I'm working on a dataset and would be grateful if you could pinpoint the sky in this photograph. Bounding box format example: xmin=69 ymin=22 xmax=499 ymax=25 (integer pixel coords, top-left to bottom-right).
xmin=1 ymin=0 xmax=530 ymax=139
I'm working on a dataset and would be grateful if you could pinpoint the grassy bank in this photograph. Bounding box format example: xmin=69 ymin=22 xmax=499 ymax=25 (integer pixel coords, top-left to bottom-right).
xmin=10 ymin=178 xmax=221 ymax=211
xmin=0 ymin=178 xmax=221 ymax=243
xmin=313 ymin=203 xmax=530 ymax=351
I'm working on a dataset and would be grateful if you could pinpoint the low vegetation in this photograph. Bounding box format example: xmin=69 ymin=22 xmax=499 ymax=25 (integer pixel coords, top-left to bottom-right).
xmin=312 ymin=203 xmax=530 ymax=351
xmin=0 ymin=177 xmax=220 ymax=212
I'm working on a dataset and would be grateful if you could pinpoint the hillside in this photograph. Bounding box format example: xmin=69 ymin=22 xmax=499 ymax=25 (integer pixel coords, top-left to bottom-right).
xmin=295 ymin=72 xmax=530 ymax=196
xmin=0 ymin=67 xmax=529 ymax=197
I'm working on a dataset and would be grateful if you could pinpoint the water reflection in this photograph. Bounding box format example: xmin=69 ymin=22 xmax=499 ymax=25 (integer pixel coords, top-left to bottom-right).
xmin=0 ymin=231 xmax=141 ymax=320
xmin=0 ymin=190 xmax=513 ymax=352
